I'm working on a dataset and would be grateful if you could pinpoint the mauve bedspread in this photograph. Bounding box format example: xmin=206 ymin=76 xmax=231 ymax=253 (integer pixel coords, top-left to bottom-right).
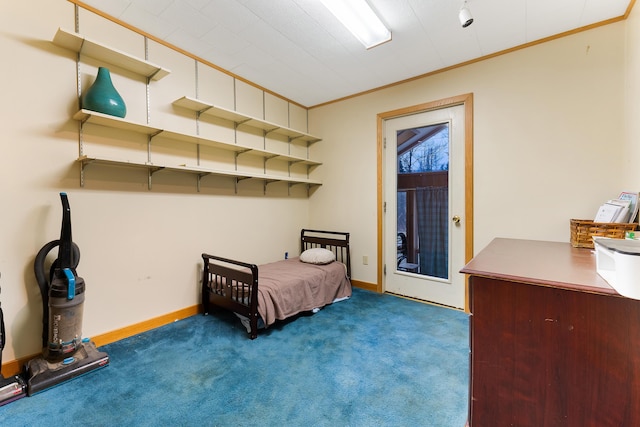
xmin=256 ymin=257 xmax=351 ymax=327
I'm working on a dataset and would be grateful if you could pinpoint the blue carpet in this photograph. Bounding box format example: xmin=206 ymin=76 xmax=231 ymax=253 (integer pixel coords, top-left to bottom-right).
xmin=0 ymin=288 xmax=469 ymax=426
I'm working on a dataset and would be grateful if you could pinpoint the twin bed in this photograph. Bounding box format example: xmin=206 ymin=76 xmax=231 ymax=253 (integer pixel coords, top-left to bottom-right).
xmin=201 ymin=229 xmax=352 ymax=339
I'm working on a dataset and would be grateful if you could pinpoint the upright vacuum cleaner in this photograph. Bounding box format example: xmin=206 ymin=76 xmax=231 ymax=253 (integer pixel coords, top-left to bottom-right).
xmin=0 ymin=274 xmax=27 ymax=405
xmin=25 ymin=192 xmax=109 ymax=395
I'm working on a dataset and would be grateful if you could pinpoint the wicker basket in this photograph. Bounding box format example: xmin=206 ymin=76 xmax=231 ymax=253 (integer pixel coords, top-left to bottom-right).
xmin=569 ymin=219 xmax=638 ymax=249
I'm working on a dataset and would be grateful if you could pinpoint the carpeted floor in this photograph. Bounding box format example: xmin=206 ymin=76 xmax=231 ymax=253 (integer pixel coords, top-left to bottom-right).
xmin=0 ymin=288 xmax=469 ymax=426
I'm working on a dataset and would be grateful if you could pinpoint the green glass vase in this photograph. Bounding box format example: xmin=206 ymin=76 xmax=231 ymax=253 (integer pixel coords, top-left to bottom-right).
xmin=82 ymin=67 xmax=126 ymax=118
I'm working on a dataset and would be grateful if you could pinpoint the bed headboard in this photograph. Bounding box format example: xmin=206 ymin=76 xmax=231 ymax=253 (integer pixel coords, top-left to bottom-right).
xmin=300 ymin=229 xmax=351 ymax=278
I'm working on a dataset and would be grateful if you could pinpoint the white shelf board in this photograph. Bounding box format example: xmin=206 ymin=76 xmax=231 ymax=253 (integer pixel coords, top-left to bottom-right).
xmin=182 ymin=164 xmax=322 ymax=186
xmin=74 ymin=109 xmax=321 ymax=166
xmin=173 ymin=96 xmax=322 ymax=143
xmin=78 ymin=155 xmax=156 ymax=170
xmin=53 ymin=28 xmax=170 ymax=80
xmin=77 ymin=156 xmax=322 ymax=186
xmin=74 ymin=109 xmax=160 ymax=135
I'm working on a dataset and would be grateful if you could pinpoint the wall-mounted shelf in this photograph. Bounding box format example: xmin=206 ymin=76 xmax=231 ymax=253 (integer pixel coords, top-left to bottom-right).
xmin=59 ymin=27 xmax=321 ymax=195
xmin=73 ymin=109 xmax=322 ymax=166
xmin=53 ymin=27 xmax=171 ymax=80
xmin=173 ymin=96 xmax=322 ymax=143
xmin=77 ymin=156 xmax=322 ymax=187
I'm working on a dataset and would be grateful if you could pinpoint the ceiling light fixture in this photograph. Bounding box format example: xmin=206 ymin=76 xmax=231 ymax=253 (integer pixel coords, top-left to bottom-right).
xmin=320 ymin=0 xmax=391 ymax=49
xmin=459 ymin=1 xmax=474 ymax=28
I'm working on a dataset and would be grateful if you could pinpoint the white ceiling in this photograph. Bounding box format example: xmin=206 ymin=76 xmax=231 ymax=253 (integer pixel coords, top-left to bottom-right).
xmin=80 ymin=0 xmax=631 ymax=107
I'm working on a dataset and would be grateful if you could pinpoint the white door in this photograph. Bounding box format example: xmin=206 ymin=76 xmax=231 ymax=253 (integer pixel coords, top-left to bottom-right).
xmin=383 ymin=104 xmax=466 ymax=308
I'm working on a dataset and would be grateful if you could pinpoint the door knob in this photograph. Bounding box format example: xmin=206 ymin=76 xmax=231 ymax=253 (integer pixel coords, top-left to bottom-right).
xmin=452 ymin=215 xmax=461 ymax=225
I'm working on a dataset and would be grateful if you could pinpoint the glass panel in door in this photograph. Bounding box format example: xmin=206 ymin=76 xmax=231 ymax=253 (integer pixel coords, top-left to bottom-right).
xmin=396 ymin=123 xmax=449 ymax=279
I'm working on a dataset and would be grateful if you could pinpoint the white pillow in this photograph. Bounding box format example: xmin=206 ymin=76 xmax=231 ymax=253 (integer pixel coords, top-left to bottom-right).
xmin=299 ymin=248 xmax=335 ymax=265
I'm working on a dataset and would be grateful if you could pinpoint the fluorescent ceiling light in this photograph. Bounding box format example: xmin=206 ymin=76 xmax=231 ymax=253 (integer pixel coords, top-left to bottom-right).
xmin=320 ymin=0 xmax=391 ymax=49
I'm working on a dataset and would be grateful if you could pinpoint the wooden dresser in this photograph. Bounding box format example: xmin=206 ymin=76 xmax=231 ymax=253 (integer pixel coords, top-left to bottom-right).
xmin=461 ymin=238 xmax=640 ymax=427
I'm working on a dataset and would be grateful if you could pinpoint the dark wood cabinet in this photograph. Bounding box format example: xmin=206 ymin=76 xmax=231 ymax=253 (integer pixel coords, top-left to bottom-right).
xmin=461 ymin=238 xmax=640 ymax=427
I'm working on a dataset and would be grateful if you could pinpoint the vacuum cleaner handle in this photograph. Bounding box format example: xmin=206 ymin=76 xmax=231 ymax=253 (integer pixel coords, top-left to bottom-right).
xmin=0 ymin=305 xmax=4 ymax=356
xmin=58 ymin=193 xmax=74 ymax=269
xmin=0 ymin=273 xmax=3 ymax=355
xmin=0 ymin=272 xmax=5 ymax=365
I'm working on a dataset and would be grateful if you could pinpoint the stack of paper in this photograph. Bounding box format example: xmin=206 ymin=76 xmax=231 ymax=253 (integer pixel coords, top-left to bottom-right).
xmin=594 ymin=191 xmax=639 ymax=223
xmin=618 ymin=191 xmax=639 ymax=222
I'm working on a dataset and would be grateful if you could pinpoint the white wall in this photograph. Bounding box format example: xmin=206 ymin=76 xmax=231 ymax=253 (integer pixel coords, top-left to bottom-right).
xmin=309 ymin=21 xmax=630 ymax=286
xmin=1 ymin=1 xmax=312 ymax=362
xmin=625 ymin=4 xmax=640 ymax=185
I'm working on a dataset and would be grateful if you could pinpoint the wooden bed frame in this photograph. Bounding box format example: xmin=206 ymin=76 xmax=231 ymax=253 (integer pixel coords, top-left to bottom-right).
xmin=201 ymin=229 xmax=351 ymax=339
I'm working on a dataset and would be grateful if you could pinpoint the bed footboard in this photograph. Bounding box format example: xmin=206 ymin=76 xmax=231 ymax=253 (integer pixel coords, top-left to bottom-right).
xmin=201 ymin=254 xmax=260 ymax=339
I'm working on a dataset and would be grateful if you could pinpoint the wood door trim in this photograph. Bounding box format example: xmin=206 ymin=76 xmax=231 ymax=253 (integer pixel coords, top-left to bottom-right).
xmin=377 ymin=93 xmax=474 ymax=311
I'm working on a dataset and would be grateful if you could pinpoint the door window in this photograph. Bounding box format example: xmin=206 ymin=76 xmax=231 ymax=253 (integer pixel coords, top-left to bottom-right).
xmin=396 ymin=123 xmax=449 ymax=279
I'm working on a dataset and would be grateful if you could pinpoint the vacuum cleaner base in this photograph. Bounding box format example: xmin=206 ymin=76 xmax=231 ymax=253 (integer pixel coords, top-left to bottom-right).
xmin=0 ymin=375 xmax=26 ymax=406
xmin=25 ymin=340 xmax=109 ymax=396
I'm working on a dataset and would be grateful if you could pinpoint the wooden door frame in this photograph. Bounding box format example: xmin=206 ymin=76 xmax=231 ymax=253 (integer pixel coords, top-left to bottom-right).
xmin=377 ymin=93 xmax=474 ymax=311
